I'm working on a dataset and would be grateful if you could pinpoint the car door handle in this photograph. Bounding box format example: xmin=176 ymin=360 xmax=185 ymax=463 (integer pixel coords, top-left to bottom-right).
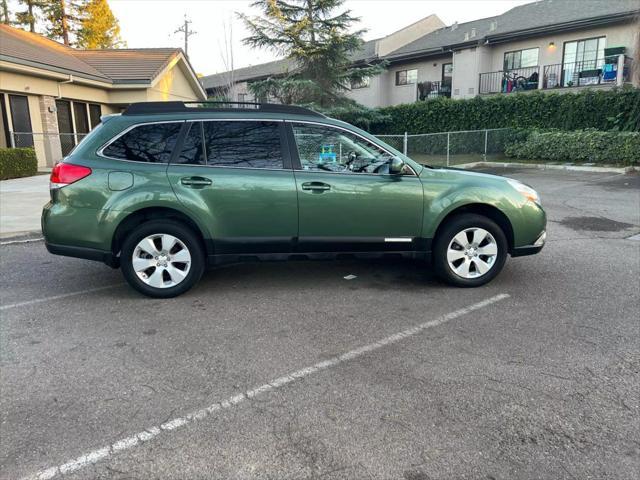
xmin=180 ymin=176 xmax=212 ymax=188
xmin=301 ymin=182 xmax=331 ymax=192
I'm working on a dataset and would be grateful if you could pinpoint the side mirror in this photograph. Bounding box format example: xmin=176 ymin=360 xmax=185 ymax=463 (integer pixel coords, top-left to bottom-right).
xmin=388 ymin=157 xmax=405 ymax=175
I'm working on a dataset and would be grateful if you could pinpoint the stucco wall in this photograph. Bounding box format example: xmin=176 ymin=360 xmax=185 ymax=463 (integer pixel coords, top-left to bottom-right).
xmin=348 ymin=21 xmax=638 ymax=106
xmin=147 ymin=63 xmax=201 ymax=101
xmin=451 ymin=48 xmax=480 ymax=99
xmin=346 ymin=54 xmax=454 ymax=107
xmin=485 ymin=21 xmax=638 ymax=73
xmin=0 ymin=70 xmax=111 ymax=103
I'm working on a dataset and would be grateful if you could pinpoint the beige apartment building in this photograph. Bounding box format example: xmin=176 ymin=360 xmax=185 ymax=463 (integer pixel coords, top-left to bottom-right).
xmin=201 ymin=0 xmax=639 ymax=108
xmin=0 ymin=24 xmax=206 ymax=167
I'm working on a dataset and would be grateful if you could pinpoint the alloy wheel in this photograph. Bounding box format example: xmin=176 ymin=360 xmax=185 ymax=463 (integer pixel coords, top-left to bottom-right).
xmin=446 ymin=227 xmax=498 ymax=279
xmin=132 ymin=234 xmax=192 ymax=288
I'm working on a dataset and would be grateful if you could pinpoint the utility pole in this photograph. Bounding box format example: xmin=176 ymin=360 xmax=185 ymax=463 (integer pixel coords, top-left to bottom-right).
xmin=174 ymin=14 xmax=196 ymax=58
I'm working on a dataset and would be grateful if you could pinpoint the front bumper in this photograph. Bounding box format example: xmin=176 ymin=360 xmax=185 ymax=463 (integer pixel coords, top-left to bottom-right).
xmin=511 ymin=230 xmax=546 ymax=257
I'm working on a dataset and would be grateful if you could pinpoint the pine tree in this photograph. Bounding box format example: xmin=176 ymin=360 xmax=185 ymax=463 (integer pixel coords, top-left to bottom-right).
xmin=40 ymin=0 xmax=80 ymax=45
xmin=15 ymin=0 xmax=40 ymax=32
xmin=1 ymin=0 xmax=10 ymax=24
xmin=238 ymin=0 xmax=385 ymax=106
xmin=76 ymin=0 xmax=124 ymax=49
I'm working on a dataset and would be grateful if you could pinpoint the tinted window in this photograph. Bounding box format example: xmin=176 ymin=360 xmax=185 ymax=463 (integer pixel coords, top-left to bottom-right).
xmin=73 ymin=102 xmax=89 ymax=134
xmin=203 ymin=121 xmax=282 ymax=169
xmin=103 ymin=123 xmax=182 ymax=163
xmin=89 ymin=104 xmax=101 ymax=129
xmin=8 ymin=95 xmax=33 ymax=148
xmin=176 ymin=122 xmax=205 ymax=165
xmin=292 ymin=123 xmax=402 ymax=174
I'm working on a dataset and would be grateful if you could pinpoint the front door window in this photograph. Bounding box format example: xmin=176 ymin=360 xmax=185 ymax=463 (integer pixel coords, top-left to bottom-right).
xmin=292 ymin=123 xmax=409 ymax=175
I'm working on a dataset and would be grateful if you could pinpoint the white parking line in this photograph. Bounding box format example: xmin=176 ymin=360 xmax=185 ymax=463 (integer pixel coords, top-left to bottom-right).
xmin=0 ymin=285 xmax=121 ymax=311
xmin=19 ymin=293 xmax=509 ymax=480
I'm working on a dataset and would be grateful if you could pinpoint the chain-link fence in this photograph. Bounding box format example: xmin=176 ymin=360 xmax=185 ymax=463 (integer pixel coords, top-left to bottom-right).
xmin=377 ymin=128 xmax=515 ymax=167
xmin=8 ymin=128 xmax=515 ymax=170
xmin=9 ymin=131 xmax=88 ymax=167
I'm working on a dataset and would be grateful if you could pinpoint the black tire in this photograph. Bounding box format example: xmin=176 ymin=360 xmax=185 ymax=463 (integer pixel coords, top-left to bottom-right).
xmin=120 ymin=220 xmax=205 ymax=298
xmin=433 ymin=213 xmax=508 ymax=287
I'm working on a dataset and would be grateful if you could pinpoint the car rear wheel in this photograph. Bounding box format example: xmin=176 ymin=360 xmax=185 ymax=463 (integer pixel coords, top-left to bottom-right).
xmin=120 ymin=220 xmax=205 ymax=298
xmin=433 ymin=214 xmax=508 ymax=287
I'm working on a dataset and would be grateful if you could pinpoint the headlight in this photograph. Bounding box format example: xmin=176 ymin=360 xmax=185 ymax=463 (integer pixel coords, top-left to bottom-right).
xmin=507 ymin=179 xmax=541 ymax=204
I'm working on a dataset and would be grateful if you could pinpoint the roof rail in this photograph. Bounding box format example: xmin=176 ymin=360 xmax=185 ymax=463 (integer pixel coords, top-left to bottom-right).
xmin=123 ymin=101 xmax=325 ymax=117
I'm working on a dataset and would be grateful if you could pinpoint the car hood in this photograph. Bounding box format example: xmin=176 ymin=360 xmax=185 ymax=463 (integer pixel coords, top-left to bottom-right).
xmin=423 ymin=166 xmax=509 ymax=183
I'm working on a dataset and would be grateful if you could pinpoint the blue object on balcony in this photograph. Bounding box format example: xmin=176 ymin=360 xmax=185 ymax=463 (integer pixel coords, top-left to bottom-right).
xmin=603 ymin=63 xmax=617 ymax=81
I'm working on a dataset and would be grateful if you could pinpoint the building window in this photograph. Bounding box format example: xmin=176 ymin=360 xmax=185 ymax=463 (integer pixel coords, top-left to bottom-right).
xmin=8 ymin=94 xmax=34 ymax=147
xmin=73 ymin=101 xmax=90 ymax=135
xmin=395 ymin=69 xmax=418 ymax=86
xmin=350 ymin=76 xmax=370 ymax=89
xmin=503 ymin=48 xmax=539 ymax=70
xmin=562 ymin=36 xmax=606 ymax=87
xmin=89 ymin=104 xmax=101 ymax=129
xmin=238 ymin=93 xmax=248 ymax=102
xmin=563 ymin=36 xmax=606 ymax=66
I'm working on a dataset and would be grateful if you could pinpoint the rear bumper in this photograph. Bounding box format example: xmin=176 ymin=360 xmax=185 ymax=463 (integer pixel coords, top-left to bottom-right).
xmin=45 ymin=242 xmax=119 ymax=268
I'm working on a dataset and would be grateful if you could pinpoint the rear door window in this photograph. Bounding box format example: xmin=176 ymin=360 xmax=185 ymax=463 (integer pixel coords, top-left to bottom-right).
xmin=202 ymin=121 xmax=283 ymax=169
xmin=102 ymin=122 xmax=182 ymax=162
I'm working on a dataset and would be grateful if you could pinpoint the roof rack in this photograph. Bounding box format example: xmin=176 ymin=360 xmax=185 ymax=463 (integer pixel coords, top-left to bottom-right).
xmin=123 ymin=101 xmax=325 ymax=117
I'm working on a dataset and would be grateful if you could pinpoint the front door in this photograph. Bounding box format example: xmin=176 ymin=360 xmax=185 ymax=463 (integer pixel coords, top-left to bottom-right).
xmin=288 ymin=122 xmax=423 ymax=252
xmin=167 ymin=120 xmax=298 ymax=256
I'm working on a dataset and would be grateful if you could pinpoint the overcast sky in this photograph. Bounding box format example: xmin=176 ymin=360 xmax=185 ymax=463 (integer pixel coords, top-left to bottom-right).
xmin=109 ymin=1 xmax=534 ymax=75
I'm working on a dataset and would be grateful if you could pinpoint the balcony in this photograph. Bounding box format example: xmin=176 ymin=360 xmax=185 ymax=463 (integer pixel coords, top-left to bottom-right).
xmin=479 ymin=55 xmax=632 ymax=95
xmin=479 ymin=66 xmax=539 ymax=95
xmin=542 ymin=55 xmax=631 ymax=89
xmin=417 ymin=80 xmax=452 ymax=100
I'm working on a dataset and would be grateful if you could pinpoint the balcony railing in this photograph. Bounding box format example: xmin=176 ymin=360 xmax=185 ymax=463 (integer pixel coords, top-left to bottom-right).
xmin=417 ymin=80 xmax=452 ymax=100
xmin=478 ymin=56 xmax=633 ymax=94
xmin=542 ymin=55 xmax=631 ymax=89
xmin=479 ymin=66 xmax=540 ymax=95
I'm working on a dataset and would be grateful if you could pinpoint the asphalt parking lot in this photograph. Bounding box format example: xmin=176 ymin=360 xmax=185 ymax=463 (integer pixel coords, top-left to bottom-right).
xmin=1 ymin=167 xmax=639 ymax=480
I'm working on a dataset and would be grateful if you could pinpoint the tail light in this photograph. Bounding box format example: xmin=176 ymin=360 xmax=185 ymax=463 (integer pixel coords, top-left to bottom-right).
xmin=50 ymin=163 xmax=92 ymax=189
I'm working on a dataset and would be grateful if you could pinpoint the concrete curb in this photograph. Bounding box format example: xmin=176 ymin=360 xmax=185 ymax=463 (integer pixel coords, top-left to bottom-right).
xmin=455 ymin=161 xmax=637 ymax=174
xmin=0 ymin=232 xmax=44 ymax=244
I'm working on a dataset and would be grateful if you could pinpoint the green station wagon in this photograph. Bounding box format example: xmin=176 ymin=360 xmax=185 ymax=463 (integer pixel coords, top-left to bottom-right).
xmin=42 ymin=102 xmax=546 ymax=298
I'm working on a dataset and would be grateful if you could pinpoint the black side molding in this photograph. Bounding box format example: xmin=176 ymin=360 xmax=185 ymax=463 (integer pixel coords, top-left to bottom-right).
xmin=45 ymin=242 xmax=119 ymax=268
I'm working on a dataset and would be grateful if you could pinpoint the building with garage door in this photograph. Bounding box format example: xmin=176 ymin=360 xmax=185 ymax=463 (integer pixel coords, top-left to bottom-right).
xmin=0 ymin=24 xmax=206 ymax=168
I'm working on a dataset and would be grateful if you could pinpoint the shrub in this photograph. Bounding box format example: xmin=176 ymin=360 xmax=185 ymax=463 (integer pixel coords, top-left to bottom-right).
xmin=0 ymin=147 xmax=38 ymax=180
xmin=329 ymin=88 xmax=640 ymax=135
xmin=504 ymin=129 xmax=640 ymax=165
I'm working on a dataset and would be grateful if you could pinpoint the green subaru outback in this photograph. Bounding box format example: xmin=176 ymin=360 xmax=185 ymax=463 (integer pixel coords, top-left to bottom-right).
xmin=42 ymin=102 xmax=546 ymax=298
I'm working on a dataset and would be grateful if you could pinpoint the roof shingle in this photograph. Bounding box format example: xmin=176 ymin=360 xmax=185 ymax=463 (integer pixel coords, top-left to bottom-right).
xmin=387 ymin=0 xmax=640 ymax=58
xmin=0 ymin=24 xmax=184 ymax=84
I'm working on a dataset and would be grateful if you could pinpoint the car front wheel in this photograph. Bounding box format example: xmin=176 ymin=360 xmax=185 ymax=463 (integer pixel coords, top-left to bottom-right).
xmin=433 ymin=214 xmax=508 ymax=287
xmin=120 ymin=220 xmax=205 ymax=298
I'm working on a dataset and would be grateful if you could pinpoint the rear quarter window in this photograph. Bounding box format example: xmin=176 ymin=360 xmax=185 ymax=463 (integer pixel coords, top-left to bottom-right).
xmin=102 ymin=122 xmax=182 ymax=162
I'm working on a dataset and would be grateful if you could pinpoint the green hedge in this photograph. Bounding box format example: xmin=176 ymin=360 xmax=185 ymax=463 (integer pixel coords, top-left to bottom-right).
xmin=504 ymin=129 xmax=640 ymax=165
xmin=0 ymin=147 xmax=38 ymax=180
xmin=352 ymin=88 xmax=640 ymax=134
